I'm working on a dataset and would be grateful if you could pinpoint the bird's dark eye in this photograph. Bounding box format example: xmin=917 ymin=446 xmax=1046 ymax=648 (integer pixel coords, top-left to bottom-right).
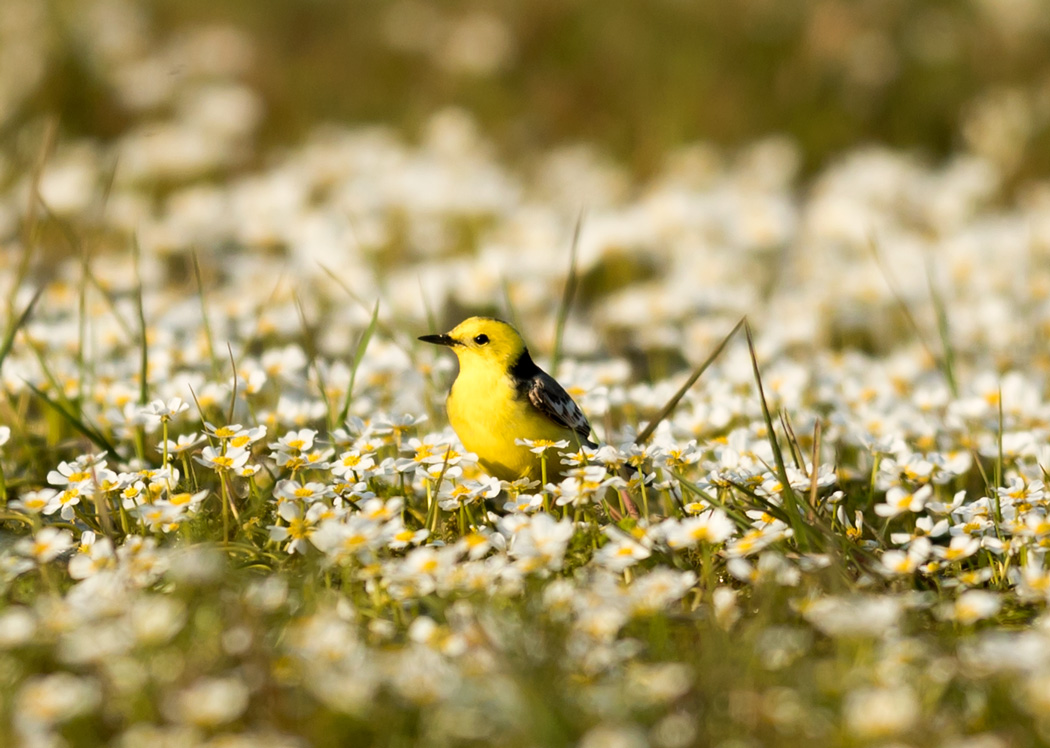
xmin=473 ymin=334 xmax=489 ymax=345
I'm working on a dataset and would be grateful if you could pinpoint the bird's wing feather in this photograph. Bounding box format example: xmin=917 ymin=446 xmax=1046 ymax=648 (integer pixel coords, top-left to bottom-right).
xmin=526 ymin=372 xmax=593 ymax=443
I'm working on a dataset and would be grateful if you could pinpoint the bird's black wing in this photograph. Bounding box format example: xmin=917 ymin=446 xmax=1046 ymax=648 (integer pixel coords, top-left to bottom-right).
xmin=510 ymin=350 xmax=595 ymax=445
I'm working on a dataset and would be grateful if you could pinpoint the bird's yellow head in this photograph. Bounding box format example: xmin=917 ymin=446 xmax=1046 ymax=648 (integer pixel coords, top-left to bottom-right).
xmin=418 ymin=317 xmax=526 ymax=369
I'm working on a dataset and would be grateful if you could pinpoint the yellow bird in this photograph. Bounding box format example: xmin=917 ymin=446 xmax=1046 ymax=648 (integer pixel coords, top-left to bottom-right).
xmin=419 ymin=317 xmax=595 ymax=483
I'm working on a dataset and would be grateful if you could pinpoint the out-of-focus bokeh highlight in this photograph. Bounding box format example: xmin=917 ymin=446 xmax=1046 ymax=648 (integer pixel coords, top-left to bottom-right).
xmin=6 ymin=0 xmax=1050 ymax=176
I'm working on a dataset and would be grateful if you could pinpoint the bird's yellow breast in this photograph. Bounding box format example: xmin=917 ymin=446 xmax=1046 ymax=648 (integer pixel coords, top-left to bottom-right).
xmin=447 ymin=362 xmax=579 ymax=482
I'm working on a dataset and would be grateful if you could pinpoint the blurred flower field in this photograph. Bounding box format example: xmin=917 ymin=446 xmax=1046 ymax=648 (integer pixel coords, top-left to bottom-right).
xmin=5 ymin=1 xmax=1050 ymax=747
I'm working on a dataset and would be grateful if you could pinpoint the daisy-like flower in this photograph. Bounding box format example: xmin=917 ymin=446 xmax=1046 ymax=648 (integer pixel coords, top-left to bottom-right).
xmin=502 ymin=493 xmax=545 ymax=513
xmin=662 ymin=509 xmax=736 ymax=549
xmin=236 ymin=462 xmax=263 ymax=478
xmin=874 ymin=484 xmax=932 ymax=518
xmin=1015 ymin=563 xmax=1050 ymax=601
xmin=10 ymin=488 xmax=56 ymax=515
xmin=157 ymin=433 xmax=207 ymax=456
xmin=945 ymin=590 xmax=1001 ymax=624
xmin=396 ymin=435 xmax=460 ymax=472
xmin=164 ymin=676 xmax=250 ymax=728
xmin=140 ymin=464 xmax=180 ymax=493
xmin=42 ymin=486 xmax=83 ymax=521
xmin=997 ymin=477 xmax=1046 ymax=506
xmin=560 ymin=443 xmax=601 ymax=467
xmin=359 ymin=497 xmax=403 ymax=523
xmin=516 ymin=438 xmax=570 ymax=455
xmin=329 ymin=449 xmax=377 ymax=480
xmin=135 ymin=502 xmax=188 ymax=533
xmin=261 ymin=344 xmax=308 ymax=381
xmin=46 ymin=459 xmax=98 ymax=488
xmin=438 ymin=476 xmax=501 ymax=511
xmin=658 ymin=440 xmax=703 ymax=472
xmin=205 ymin=422 xmax=267 ymax=450
xmin=121 ymin=480 xmax=149 ymax=509
xmin=228 ymin=425 xmax=268 ymax=450
xmin=17 ymin=527 xmax=75 ymax=563
xmin=950 ymin=500 xmax=996 ymax=537
xmin=593 ymin=527 xmax=652 ymax=572
xmin=269 ymin=428 xmax=318 ymax=454
xmin=166 ymin=489 xmax=209 ymax=513
xmin=386 ymin=524 xmax=430 ymax=550
xmin=554 ymin=465 xmax=621 ymax=508
xmin=889 ymin=515 xmax=949 ymax=547
xmin=141 ymin=397 xmax=190 ymax=421
xmin=724 ymin=520 xmax=793 ymax=558
xmin=68 ymin=531 xmax=116 ymax=579
xmin=194 ymin=445 xmax=250 ymax=472
xmin=269 ymin=502 xmax=329 ymax=554
xmin=274 ymin=445 xmax=334 ymax=471
xmin=311 ymin=516 xmax=384 ymax=562
xmin=454 ymin=530 xmax=496 ymax=559
xmin=502 ymin=513 xmax=575 ymax=573
xmin=273 ymin=479 xmax=333 ymax=504
xmin=932 ymin=535 xmax=980 ymax=562
xmin=15 ymin=673 xmax=101 ymax=731
xmin=236 ymin=359 xmax=268 ymax=395
xmin=373 ymin=413 xmax=428 ymax=443
xmin=205 ymin=422 xmax=244 ymax=439
xmin=881 ymin=537 xmax=932 ymax=575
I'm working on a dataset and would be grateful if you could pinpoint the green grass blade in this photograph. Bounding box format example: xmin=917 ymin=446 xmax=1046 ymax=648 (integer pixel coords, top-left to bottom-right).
xmin=317 ymin=261 xmax=402 ymax=345
xmin=24 ymin=380 xmax=122 ymax=459
xmin=744 ymin=320 xmax=818 ymax=552
xmin=193 ymin=252 xmax=221 ymax=379
xmin=551 ymin=210 xmax=584 ymax=374
xmin=926 ymin=255 xmax=958 ymax=398
xmin=635 ymin=316 xmax=745 ymax=446
xmin=501 ymin=274 xmax=521 ymax=332
xmin=0 ymin=285 xmax=43 ymax=370
xmin=419 ymin=275 xmax=437 ymax=336
xmin=133 ymin=236 xmax=149 ymax=406
xmin=670 ymin=470 xmax=753 ymax=529
xmin=340 ymin=300 xmax=380 ymax=425
xmin=868 ymin=236 xmax=958 ymax=398
xmin=226 ymin=342 xmax=239 ymax=427
xmin=293 ymin=293 xmax=333 ymax=429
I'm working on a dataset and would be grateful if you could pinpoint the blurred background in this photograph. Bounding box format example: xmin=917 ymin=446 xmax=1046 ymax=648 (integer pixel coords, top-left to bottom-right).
xmin=4 ymin=0 xmax=1050 ymax=371
xmin=5 ymin=0 xmax=1050 ymax=181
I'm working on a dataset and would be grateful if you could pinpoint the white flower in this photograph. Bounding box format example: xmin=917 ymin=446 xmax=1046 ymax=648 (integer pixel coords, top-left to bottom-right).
xmin=933 ymin=535 xmax=981 ymax=562
xmin=593 ymin=528 xmax=651 ymax=572
xmin=880 ymin=536 xmax=932 ymax=575
xmin=950 ymin=590 xmax=1002 ymax=624
xmin=17 ymin=527 xmax=75 ymax=562
xmin=10 ymin=488 xmax=56 ymax=515
xmin=130 ymin=596 xmax=187 ymax=645
xmin=502 ymin=513 xmax=575 ymax=573
xmin=165 ymin=676 xmax=249 ymax=727
xmin=141 ymin=397 xmax=190 ymax=421
xmin=68 ymin=532 xmax=115 ymax=579
xmin=194 ymin=445 xmax=250 ymax=472
xmin=15 ymin=673 xmax=100 ymax=730
xmin=662 ymin=509 xmax=736 ymax=549
xmin=802 ymin=595 xmax=902 ymax=638
xmin=875 ymin=484 xmax=932 ymax=518
xmin=845 ymin=686 xmax=919 ymax=739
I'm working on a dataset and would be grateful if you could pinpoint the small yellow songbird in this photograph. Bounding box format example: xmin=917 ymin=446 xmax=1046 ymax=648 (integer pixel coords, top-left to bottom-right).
xmin=419 ymin=317 xmax=596 ymax=482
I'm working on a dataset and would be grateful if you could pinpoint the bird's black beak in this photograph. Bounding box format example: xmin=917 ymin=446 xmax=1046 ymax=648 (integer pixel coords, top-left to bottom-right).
xmin=418 ymin=333 xmax=459 ymax=347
